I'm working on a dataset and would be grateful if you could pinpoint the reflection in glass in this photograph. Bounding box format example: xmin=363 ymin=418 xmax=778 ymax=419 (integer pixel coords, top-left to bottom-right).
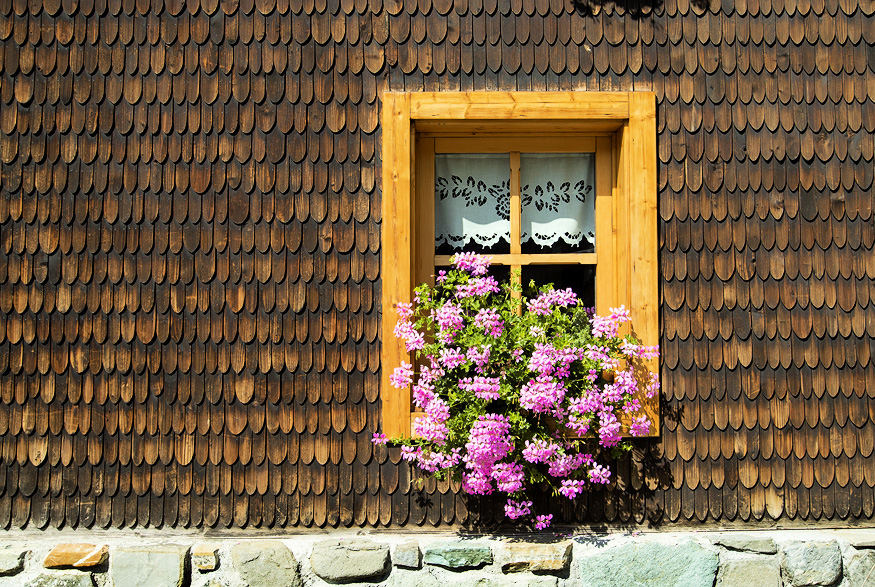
xmin=520 ymin=153 xmax=595 ymax=254
xmin=434 ymin=154 xmax=511 ymax=255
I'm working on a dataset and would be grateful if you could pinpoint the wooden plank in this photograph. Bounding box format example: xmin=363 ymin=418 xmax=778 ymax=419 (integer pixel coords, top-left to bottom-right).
xmin=416 ymin=120 xmax=626 ymax=134
xmin=627 ymin=92 xmax=660 ymax=437
xmin=612 ymin=128 xmax=631 ymax=320
xmin=380 ymin=93 xmax=413 ymax=438
xmin=595 ymin=136 xmax=613 ymax=316
xmin=434 ymin=253 xmax=598 ymax=266
xmin=433 ymin=136 xmax=597 ymax=153
xmin=414 ymin=136 xmax=436 ymax=288
xmin=409 ymin=92 xmax=631 ymax=120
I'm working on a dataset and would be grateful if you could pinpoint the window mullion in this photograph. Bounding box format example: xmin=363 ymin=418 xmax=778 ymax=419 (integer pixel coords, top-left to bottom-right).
xmin=595 ymin=136 xmax=613 ymax=316
xmin=510 ymin=152 xmax=522 ymax=254
xmin=509 ymin=152 xmax=522 ymax=301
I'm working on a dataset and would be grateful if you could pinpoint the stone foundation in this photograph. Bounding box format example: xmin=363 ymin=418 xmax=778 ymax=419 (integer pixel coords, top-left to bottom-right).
xmin=0 ymin=529 xmax=874 ymax=586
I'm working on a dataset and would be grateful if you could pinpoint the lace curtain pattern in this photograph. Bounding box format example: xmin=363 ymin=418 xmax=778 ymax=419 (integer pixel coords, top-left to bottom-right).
xmin=434 ymin=153 xmax=595 ymax=251
xmin=435 ymin=154 xmax=511 ymax=250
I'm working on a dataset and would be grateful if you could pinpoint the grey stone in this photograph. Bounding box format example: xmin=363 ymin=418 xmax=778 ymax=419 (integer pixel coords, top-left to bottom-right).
xmin=845 ymin=551 xmax=875 ymax=587
xmin=423 ymin=542 xmax=492 ymax=570
xmin=461 ymin=574 xmax=557 ymax=587
xmin=713 ymin=535 xmax=778 ymax=555
xmin=394 ymin=541 xmax=422 ymax=569
xmin=718 ymin=558 xmax=782 ymax=587
xmin=837 ymin=532 xmax=875 ymax=550
xmin=230 ymin=540 xmax=301 ymax=587
xmin=24 ymin=572 xmax=94 ymax=587
xmin=500 ymin=541 xmax=572 ymax=573
xmin=577 ymin=540 xmax=718 ymax=587
xmin=780 ymin=540 xmax=842 ymax=586
xmin=382 ymin=569 xmax=556 ymax=587
xmin=310 ymin=539 xmax=390 ymax=583
xmin=110 ymin=545 xmax=189 ymax=587
xmin=383 ymin=569 xmax=442 ymax=587
xmin=0 ymin=546 xmax=27 ymax=575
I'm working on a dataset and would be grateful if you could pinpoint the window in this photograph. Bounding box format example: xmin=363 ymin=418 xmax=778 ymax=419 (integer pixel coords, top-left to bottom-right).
xmin=423 ymin=136 xmax=606 ymax=308
xmin=381 ymin=92 xmax=658 ymax=438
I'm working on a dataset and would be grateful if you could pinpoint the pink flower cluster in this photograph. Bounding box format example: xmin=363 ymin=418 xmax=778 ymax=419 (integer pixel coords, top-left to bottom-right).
xmin=474 ymin=308 xmax=504 ymax=337
xmin=461 ymin=414 xmax=514 ymax=495
xmin=534 ymin=514 xmax=553 ymax=530
xmin=456 ymin=275 xmax=501 ymax=298
xmin=439 ymin=347 xmax=466 ymax=369
xmin=401 ymin=446 xmax=462 ymax=473
xmin=584 ymin=344 xmax=619 ymax=369
xmin=588 ymin=463 xmax=611 ymax=484
xmin=452 ymin=252 xmax=492 ymax=276
xmin=547 ymin=452 xmax=591 ymax=478
xmin=621 ymin=340 xmax=660 ymax=360
xmin=520 ymin=376 xmax=567 ymax=415
xmin=523 ymin=438 xmax=595 ymax=489
xmin=598 ymin=412 xmax=622 ymax=447
xmin=559 ymin=479 xmax=586 ymax=499
xmin=467 ymin=345 xmax=491 ymax=373
xmin=411 ymin=368 xmax=451 ymax=446
xmin=591 ymin=305 xmax=631 ymax=338
xmin=412 ymin=399 xmax=450 ymax=445
xmin=459 ymin=376 xmax=502 ymax=400
xmin=630 ymin=415 xmax=650 ymax=436
xmin=528 ymin=344 xmax=583 ymax=378
xmin=526 ymin=288 xmax=578 ymax=315
xmin=646 ymin=372 xmax=661 ymax=398
xmin=433 ymin=302 xmax=465 ymax=343
xmin=394 ymin=319 xmax=424 ymax=351
xmin=505 ymin=499 xmax=533 ymax=520
xmin=389 ymin=361 xmax=414 ymax=389
xmin=492 ymin=462 xmax=525 ymax=493
xmin=522 ymin=438 xmax=559 ymax=463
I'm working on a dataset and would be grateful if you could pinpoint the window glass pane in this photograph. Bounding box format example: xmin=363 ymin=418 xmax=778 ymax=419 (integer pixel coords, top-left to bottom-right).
xmin=434 ymin=154 xmax=511 ymax=255
xmin=520 ymin=153 xmax=595 ymax=254
xmin=521 ymin=265 xmax=595 ymax=309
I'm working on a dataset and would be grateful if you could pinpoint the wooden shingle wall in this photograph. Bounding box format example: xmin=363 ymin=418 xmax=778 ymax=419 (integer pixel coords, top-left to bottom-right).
xmin=0 ymin=0 xmax=873 ymax=529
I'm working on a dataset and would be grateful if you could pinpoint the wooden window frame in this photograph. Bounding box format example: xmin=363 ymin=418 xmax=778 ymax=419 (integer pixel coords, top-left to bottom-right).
xmin=381 ymin=92 xmax=658 ymax=438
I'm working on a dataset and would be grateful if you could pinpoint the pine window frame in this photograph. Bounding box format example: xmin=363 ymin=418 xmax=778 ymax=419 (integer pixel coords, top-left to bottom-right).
xmin=380 ymin=92 xmax=659 ymax=438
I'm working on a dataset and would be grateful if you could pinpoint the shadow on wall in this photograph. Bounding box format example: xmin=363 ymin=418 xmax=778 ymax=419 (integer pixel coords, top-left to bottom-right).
xmin=406 ymin=401 xmax=683 ymax=531
xmin=571 ymin=0 xmax=711 ymax=18
xmin=419 ymin=438 xmax=677 ymax=532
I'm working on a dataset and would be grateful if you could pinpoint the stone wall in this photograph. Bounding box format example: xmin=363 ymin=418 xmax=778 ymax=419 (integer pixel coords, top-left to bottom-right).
xmin=0 ymin=530 xmax=874 ymax=587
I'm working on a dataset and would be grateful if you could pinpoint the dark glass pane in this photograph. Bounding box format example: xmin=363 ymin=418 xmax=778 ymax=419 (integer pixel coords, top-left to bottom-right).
xmin=520 ymin=153 xmax=595 ymax=255
xmin=521 ymin=265 xmax=596 ymax=309
xmin=488 ymin=264 xmax=511 ymax=286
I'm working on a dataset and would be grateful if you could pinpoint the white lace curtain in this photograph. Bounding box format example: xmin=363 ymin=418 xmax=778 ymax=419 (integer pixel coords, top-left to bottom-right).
xmin=434 ymin=153 xmax=595 ymax=251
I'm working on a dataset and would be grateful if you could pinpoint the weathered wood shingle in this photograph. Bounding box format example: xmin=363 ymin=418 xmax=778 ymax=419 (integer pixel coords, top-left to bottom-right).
xmin=0 ymin=0 xmax=872 ymax=528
